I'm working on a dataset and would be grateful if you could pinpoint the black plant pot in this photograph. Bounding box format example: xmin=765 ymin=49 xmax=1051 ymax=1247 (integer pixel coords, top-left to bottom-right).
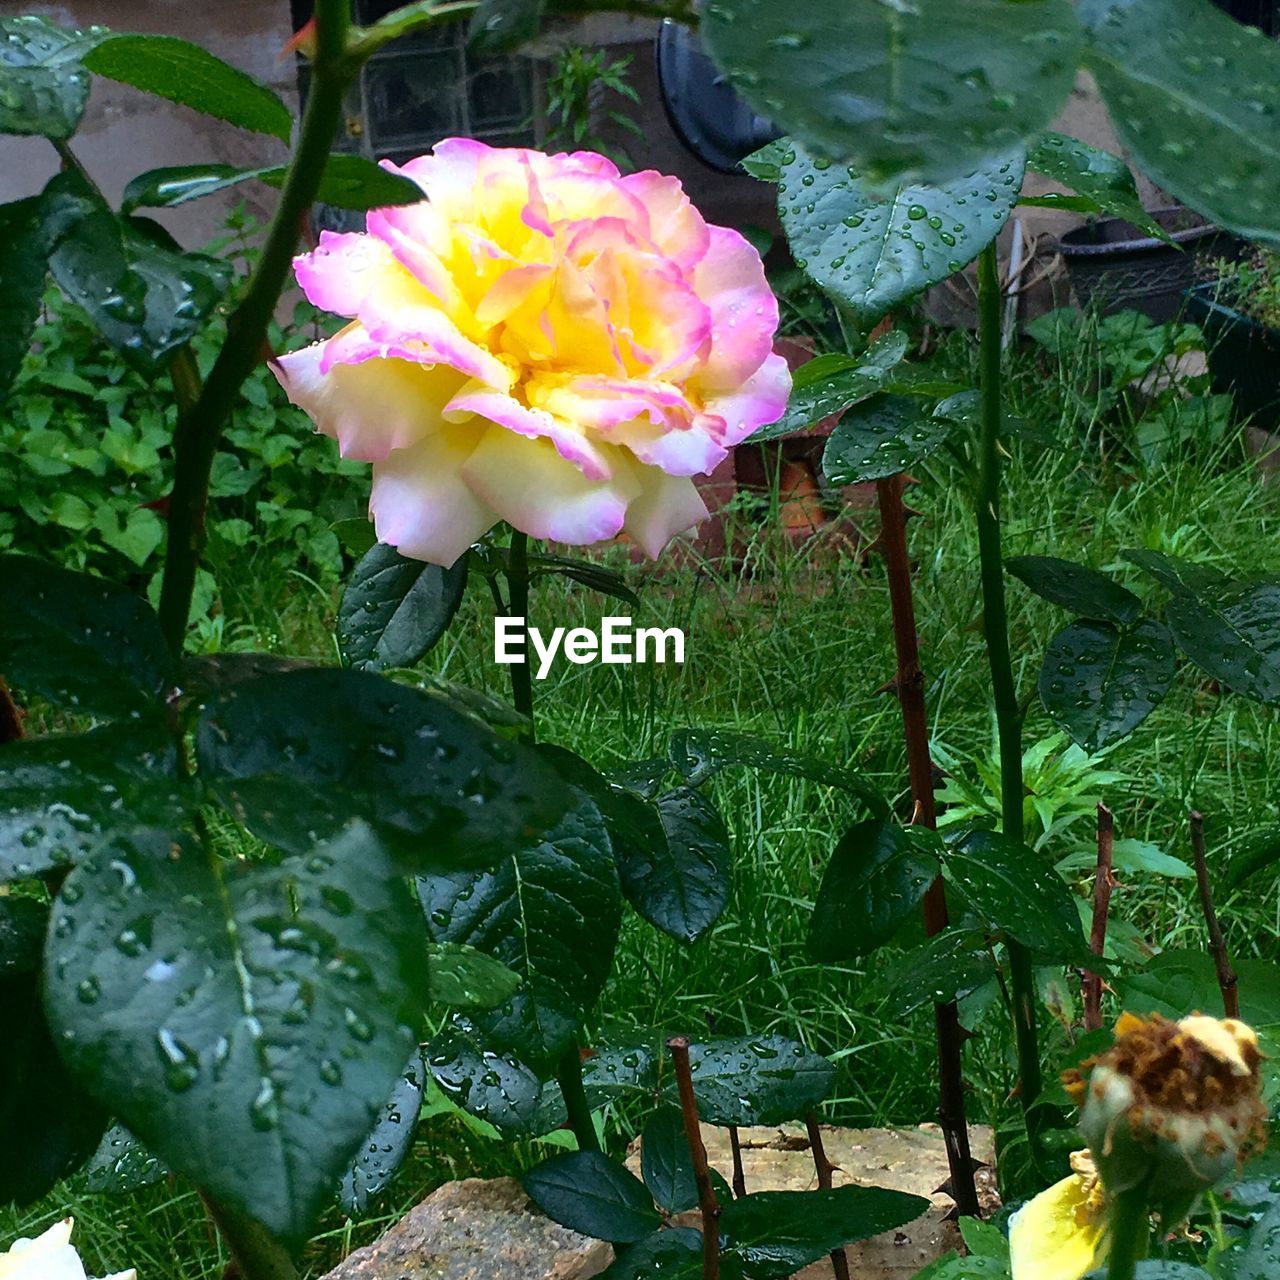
xmin=1185 ymin=284 xmax=1280 ymax=430
xmin=1057 ymin=208 xmax=1236 ymax=323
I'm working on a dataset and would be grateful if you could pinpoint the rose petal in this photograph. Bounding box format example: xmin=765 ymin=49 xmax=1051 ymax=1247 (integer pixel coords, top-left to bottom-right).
xmin=620 ymin=171 xmax=711 ymax=271
xmin=692 ymin=225 xmax=779 ymax=390
xmin=701 ymin=351 xmax=792 ymax=447
xmin=293 ymin=231 xmax=424 ymax=318
xmin=623 ymin=468 xmax=709 ymax=558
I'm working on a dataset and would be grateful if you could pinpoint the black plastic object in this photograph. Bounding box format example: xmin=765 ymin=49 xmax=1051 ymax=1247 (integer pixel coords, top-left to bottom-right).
xmin=656 ymin=19 xmax=780 ymax=174
xmin=1185 ymin=284 xmax=1280 ymax=429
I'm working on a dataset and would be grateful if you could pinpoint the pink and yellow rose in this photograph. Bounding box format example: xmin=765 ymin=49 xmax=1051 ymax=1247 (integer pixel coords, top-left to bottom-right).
xmin=273 ymin=139 xmax=790 ymax=564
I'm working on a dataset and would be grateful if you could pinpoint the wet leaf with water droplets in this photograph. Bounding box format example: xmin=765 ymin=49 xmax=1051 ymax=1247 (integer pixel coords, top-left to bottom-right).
xmin=599 ymin=1228 xmax=710 ymax=1280
xmin=0 ymin=554 xmax=175 ymax=718
xmin=822 ymin=395 xmax=956 ymax=484
xmin=43 ymin=822 xmax=429 ymax=1244
xmin=523 ymin=1150 xmax=661 ymax=1244
xmin=885 ymin=927 xmax=997 ymax=1016
xmin=426 ymin=942 xmax=520 ymax=1010
xmin=0 ymin=16 xmax=97 ymax=141
xmin=1006 ymin=555 xmax=1142 ymax=626
xmin=338 ymin=1052 xmax=424 ymax=1216
xmin=423 ymin=1020 xmax=544 ymax=1134
xmin=640 ymin=1108 xmax=698 ymax=1215
xmin=85 ymin=1123 xmax=167 ymax=1194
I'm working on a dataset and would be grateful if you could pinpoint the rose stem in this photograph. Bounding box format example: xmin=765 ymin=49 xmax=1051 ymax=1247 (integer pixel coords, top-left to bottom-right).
xmin=1105 ymin=1184 xmax=1152 ymax=1280
xmin=667 ymin=1036 xmax=720 ymax=1280
xmin=875 ymin=471 xmax=980 ymax=1217
xmin=804 ymin=1112 xmax=850 ymax=1280
xmin=1083 ymin=803 xmax=1115 ymax=1033
xmin=1190 ymin=810 xmax=1240 ymax=1019
xmin=200 ymin=1191 xmax=296 ymax=1280
xmin=975 ymin=242 xmax=1044 ymax=1137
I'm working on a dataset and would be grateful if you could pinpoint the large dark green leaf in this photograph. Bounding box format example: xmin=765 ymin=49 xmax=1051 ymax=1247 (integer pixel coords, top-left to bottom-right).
xmin=1120 ymin=549 xmax=1223 ymax=596
xmin=778 ymin=143 xmax=1026 ymax=323
xmin=418 ymin=793 xmax=622 ymax=1066
xmin=1113 ymin=952 xmax=1280 ymax=1031
xmin=523 ymin=1151 xmax=661 ymax=1244
xmin=600 ymin=1229 xmax=709 ymax=1280
xmin=338 ymin=543 xmax=468 ymax=673
xmin=822 ymin=395 xmax=955 ymax=484
xmin=0 ymin=897 xmax=107 ymax=1205
xmin=83 ymin=35 xmax=292 ymax=141
xmin=423 ymin=1021 xmax=544 ymax=1135
xmin=660 ymin=1037 xmax=834 ymax=1127
xmin=85 ymin=1124 xmax=168 ymax=1195
xmin=426 ymin=943 xmax=521 ymax=1010
xmin=469 ymin=0 xmax=547 ymax=52
xmin=195 ymin=667 xmax=572 ymax=872
xmin=44 ymin=823 xmax=429 ymax=1244
xmin=885 ymin=928 xmax=997 ymax=1016
xmin=809 ymin=819 xmax=942 ymax=960
xmin=0 ymin=555 xmax=174 ymax=718
xmin=0 ymin=16 xmax=95 ymax=141
xmin=640 ymin=1108 xmax=698 ymax=1215
xmin=1038 ymin=618 xmax=1175 ymax=751
xmin=338 ymin=1054 xmax=424 ymax=1216
xmin=0 ymin=721 xmax=188 ymax=881
xmin=1023 ymin=133 xmax=1167 ymax=241
xmin=1005 ymin=555 xmax=1142 ymax=626
xmin=1223 ymin=1204 xmax=1280 ymax=1280
xmin=721 ymin=1185 xmax=930 ymax=1278
xmin=701 ymin=0 xmax=1080 ymax=183
xmin=1080 ymin=0 xmax=1280 ymax=245
xmin=943 ymin=831 xmax=1094 ymax=966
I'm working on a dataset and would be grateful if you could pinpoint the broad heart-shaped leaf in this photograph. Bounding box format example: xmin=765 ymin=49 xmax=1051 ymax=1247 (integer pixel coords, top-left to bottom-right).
xmin=0 ymin=897 xmax=107 ymax=1206
xmin=0 ymin=16 xmax=95 ymax=141
xmin=426 ymin=942 xmax=520 ymax=1010
xmin=885 ymin=927 xmax=997 ymax=1016
xmin=49 ymin=183 xmax=232 ymax=375
xmin=943 ymin=831 xmax=1094 ymax=967
xmin=702 ymin=0 xmax=1079 ymax=184
xmin=82 ymin=35 xmax=292 ymax=141
xmin=721 ymin=1185 xmax=931 ymax=1278
xmin=523 ymin=1151 xmax=660 ymax=1244
xmin=423 ymin=1020 xmax=545 ymax=1135
xmin=338 ymin=1053 xmax=424 ymax=1216
xmin=1038 ymin=618 xmax=1175 ymax=752
xmin=44 ymin=823 xmax=429 ymax=1245
xmin=822 ymin=395 xmax=955 ymax=485
xmin=85 ymin=1124 xmax=167 ymax=1195
xmin=0 ymin=554 xmax=175 ymax=718
xmin=778 ymin=142 xmax=1026 ymax=324
xmin=418 ymin=792 xmax=622 ymax=1067
xmin=660 ymin=1037 xmax=834 ymax=1127
xmin=1005 ymin=555 xmax=1142 ymax=626
xmin=752 ymin=330 xmax=909 ymax=442
xmin=601 ymin=1229 xmax=709 ymax=1280
xmin=1166 ymin=580 xmax=1280 ymax=705
xmin=668 ymin=728 xmax=887 ymax=818
xmin=195 ymin=667 xmax=572 ymax=873
xmin=121 ymin=155 xmax=424 ymax=215
xmin=338 ymin=543 xmax=468 ymax=673
xmin=641 ymin=1107 xmax=698 ymax=1215
xmin=809 ymin=820 xmax=942 ymax=960
xmin=1080 ymin=0 xmax=1280 ymax=245
xmin=1112 ymin=952 xmax=1280 ymax=1033
xmin=0 ymin=721 xmax=189 ymax=881
xmin=1023 ymin=133 xmax=1167 ymax=242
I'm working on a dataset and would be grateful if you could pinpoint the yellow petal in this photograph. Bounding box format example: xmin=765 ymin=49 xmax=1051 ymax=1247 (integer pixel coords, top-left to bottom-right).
xmin=1009 ymin=1175 xmax=1107 ymax=1280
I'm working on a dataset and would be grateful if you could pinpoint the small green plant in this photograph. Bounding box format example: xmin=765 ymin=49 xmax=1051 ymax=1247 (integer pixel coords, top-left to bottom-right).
xmin=1204 ymin=245 xmax=1280 ymax=327
xmin=542 ymin=45 xmax=642 ymax=167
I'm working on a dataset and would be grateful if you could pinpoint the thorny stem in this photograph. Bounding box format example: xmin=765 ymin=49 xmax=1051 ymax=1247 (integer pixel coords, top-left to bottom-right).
xmin=1083 ymin=803 xmax=1115 ymax=1033
xmin=874 ymin=473 xmax=979 ymax=1217
xmin=1105 ymin=1185 xmax=1152 ymax=1280
xmin=804 ymin=1113 xmax=850 ymax=1280
xmin=1190 ymin=811 xmax=1240 ymax=1019
xmin=156 ymin=0 xmax=355 ymax=656
xmin=975 ymin=244 xmax=1044 ymax=1131
xmin=668 ymin=1037 xmax=720 ymax=1280
xmin=201 ymin=1192 xmax=297 ymax=1280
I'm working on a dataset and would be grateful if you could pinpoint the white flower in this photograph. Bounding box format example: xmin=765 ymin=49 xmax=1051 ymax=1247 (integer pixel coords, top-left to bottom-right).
xmin=0 ymin=1219 xmax=134 ymax=1280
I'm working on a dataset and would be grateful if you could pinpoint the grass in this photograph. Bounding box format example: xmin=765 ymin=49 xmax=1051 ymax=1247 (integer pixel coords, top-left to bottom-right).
xmin=6 ymin=322 xmax=1280 ymax=1277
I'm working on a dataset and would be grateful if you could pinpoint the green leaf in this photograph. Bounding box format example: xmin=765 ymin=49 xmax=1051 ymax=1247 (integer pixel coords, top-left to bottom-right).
xmin=809 ymin=819 xmax=943 ymax=960
xmin=0 ymin=16 xmax=95 ymax=141
xmin=1223 ymin=1202 xmax=1280 ymax=1280
xmin=338 ymin=543 xmax=468 ymax=673
xmin=660 ymin=1036 xmax=834 ymax=1127
xmin=1166 ymin=579 xmax=1280 ymax=705
xmin=944 ymin=831 xmax=1094 ymax=966
xmin=1005 ymin=555 xmax=1142 ymax=626
xmin=0 ymin=896 xmax=107 ymax=1206
xmin=701 ymin=0 xmax=1080 ymax=183
xmin=528 ymin=555 xmax=640 ymax=609
xmin=1080 ymin=0 xmax=1280 ymax=245
xmin=640 ymin=1108 xmax=698 ymax=1214
xmin=0 ymin=554 xmax=174 ymax=717
xmin=740 ymin=139 xmax=789 ymax=184
xmin=44 ymin=823 xmax=429 ymax=1245
xmin=822 ymin=395 xmax=956 ymax=484
xmin=1225 ymin=827 xmax=1280 ymax=889
xmin=96 ymin=506 xmax=164 ymax=566
xmin=0 ymin=721 xmax=188 ymax=881
xmin=885 ymin=928 xmax=997 ymax=1015
xmin=1024 ymin=133 xmax=1167 ymax=241
xmin=338 ymin=1054 xmax=424 ymax=1216
xmin=83 ymin=34 xmax=292 ymax=141
xmin=332 ymin=517 xmax=378 ymax=558
xmin=778 ymin=142 xmax=1026 ymax=323
xmin=721 ymin=1185 xmax=930 ymax=1278
xmin=418 ymin=792 xmax=622 ymax=1066
xmin=523 ymin=1151 xmax=660 ymax=1244
xmin=1038 ymin=618 xmax=1175 ymax=752
xmin=1055 ymin=837 xmax=1193 ymax=881
xmin=600 ymin=1229 xmax=709 ymax=1280
xmin=469 ymin=0 xmax=547 ymax=52
xmin=1120 ymin=549 xmax=1223 ymax=596
xmin=426 ymin=942 xmax=521 ymax=1010
xmin=958 ymin=1217 xmax=1010 ymax=1262
xmin=195 ymin=667 xmax=572 ymax=872
xmin=1112 ymin=952 xmax=1280 ymax=1031
xmin=85 ymin=1124 xmax=168 ymax=1195
xmin=423 ymin=1022 xmax=544 ymax=1134
xmin=669 ymin=728 xmax=886 ymax=817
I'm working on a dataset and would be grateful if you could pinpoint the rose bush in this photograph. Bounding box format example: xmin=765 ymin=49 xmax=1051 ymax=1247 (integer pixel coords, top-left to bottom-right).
xmin=273 ymin=138 xmax=790 ymax=564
